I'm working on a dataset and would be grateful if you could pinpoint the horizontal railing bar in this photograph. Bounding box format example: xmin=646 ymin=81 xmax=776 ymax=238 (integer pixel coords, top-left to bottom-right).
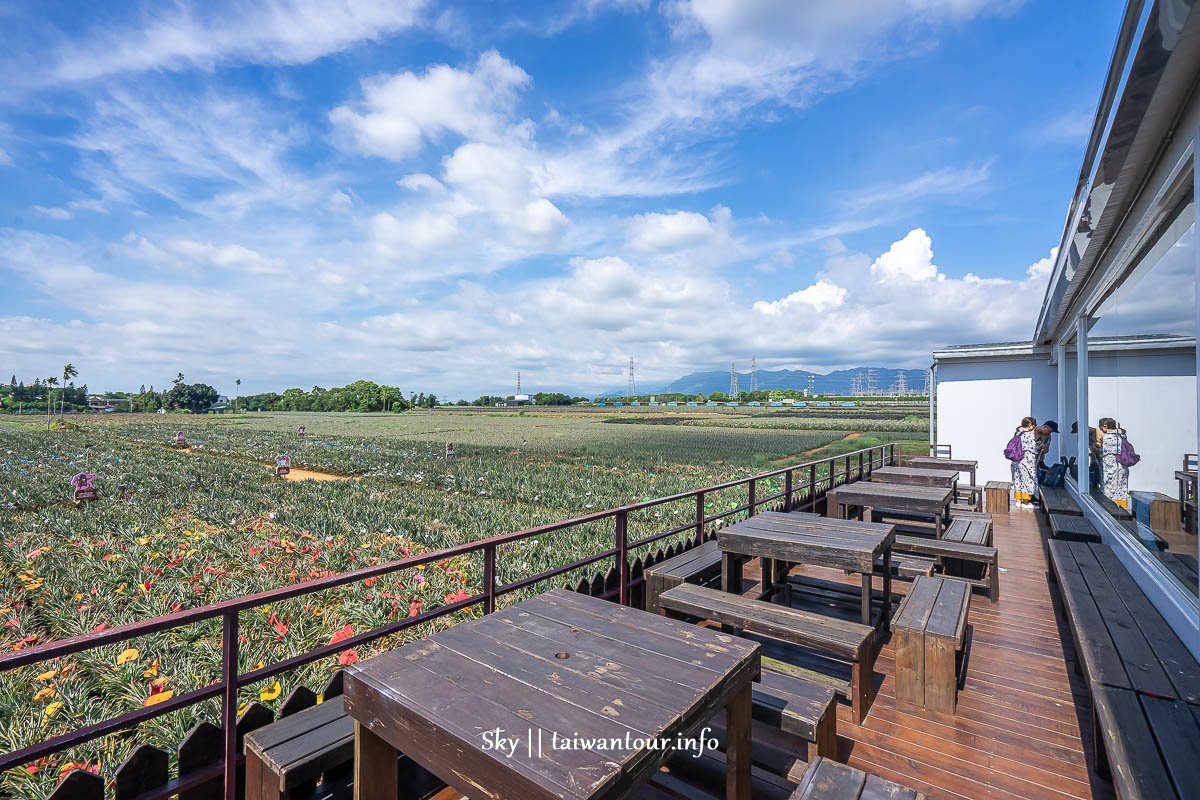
xmin=495 ymin=548 xmax=620 ymax=595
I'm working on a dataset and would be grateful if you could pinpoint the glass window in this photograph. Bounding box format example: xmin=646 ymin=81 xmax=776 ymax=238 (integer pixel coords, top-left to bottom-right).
xmin=1086 ymin=200 xmax=1197 ymax=597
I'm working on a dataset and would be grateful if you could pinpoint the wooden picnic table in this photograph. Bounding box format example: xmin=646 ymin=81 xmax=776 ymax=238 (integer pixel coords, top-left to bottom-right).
xmin=826 ymin=483 xmax=953 ymax=539
xmin=907 ymin=457 xmax=978 ymax=486
xmin=870 ymin=466 xmax=958 ymax=489
xmin=717 ymin=511 xmax=895 ymax=632
xmin=344 ymin=588 xmax=761 ymax=800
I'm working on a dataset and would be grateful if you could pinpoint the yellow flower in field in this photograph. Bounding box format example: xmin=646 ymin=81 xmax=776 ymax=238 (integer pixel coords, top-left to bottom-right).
xmin=260 ymin=681 xmax=282 ymax=701
xmin=143 ymin=659 xmax=159 ymax=678
xmin=136 ymin=537 xmax=151 ymax=545
xmin=116 ymin=648 xmax=139 ymax=665
xmin=238 ymin=702 xmax=248 ymax=716
xmin=186 ymin=550 xmax=197 ymax=557
xmin=33 ymin=687 xmax=56 ymax=702
xmin=144 ymin=691 xmax=174 ymax=706
xmin=74 ymin=593 xmax=83 ymax=600
xmin=35 ymin=669 xmax=57 ymax=681
xmin=44 ymin=701 xmax=63 ymax=718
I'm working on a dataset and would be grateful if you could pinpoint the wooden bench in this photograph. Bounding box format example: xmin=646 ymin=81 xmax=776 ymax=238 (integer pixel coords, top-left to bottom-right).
xmin=943 ymin=518 xmax=991 ymax=546
xmin=879 ymin=555 xmax=935 ymax=580
xmin=1049 ymin=513 xmax=1101 ymax=543
xmin=658 ymin=583 xmax=876 ymax=722
xmin=1047 ymin=540 xmax=1200 ymax=799
xmin=791 ymin=756 xmax=928 ymax=799
xmin=244 ymin=697 xmax=440 ymax=800
xmin=751 ymin=666 xmax=838 ymax=762
xmin=984 ymin=481 xmax=1010 ymax=513
xmin=644 ymin=539 xmax=722 ymax=615
xmin=892 ymin=576 xmax=971 ymax=714
xmin=892 ymin=535 xmax=999 ymax=602
xmin=1131 ymin=491 xmax=1182 ymax=532
xmin=1040 ymin=485 xmax=1081 ymax=516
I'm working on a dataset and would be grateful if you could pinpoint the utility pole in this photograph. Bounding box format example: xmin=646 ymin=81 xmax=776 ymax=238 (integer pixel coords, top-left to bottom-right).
xmin=749 ymin=356 xmax=758 ymax=394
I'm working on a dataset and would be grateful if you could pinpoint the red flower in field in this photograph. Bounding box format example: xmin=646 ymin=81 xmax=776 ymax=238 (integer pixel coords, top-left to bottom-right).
xmin=248 ymin=546 xmax=262 ymax=556
xmin=170 ymin=604 xmax=182 ymax=612
xmin=337 ymin=649 xmax=359 ymax=665
xmin=455 ymin=590 xmax=469 ymax=603
xmin=90 ymin=623 xmax=107 ymax=633
xmin=408 ymin=601 xmax=422 ymax=618
xmin=363 ymin=577 xmax=376 ymax=588
xmin=329 ymin=624 xmax=354 ymax=645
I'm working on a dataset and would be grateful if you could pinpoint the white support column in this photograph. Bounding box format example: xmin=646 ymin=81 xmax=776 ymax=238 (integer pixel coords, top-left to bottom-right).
xmin=1055 ymin=342 xmax=1067 ymax=463
xmin=1076 ymin=315 xmax=1090 ymax=494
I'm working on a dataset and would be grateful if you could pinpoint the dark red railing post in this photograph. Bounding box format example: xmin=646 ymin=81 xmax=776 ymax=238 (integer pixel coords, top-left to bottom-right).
xmin=748 ymin=479 xmax=756 ymax=517
xmin=695 ymin=492 xmax=706 ymax=544
xmin=783 ymin=470 xmax=793 ymax=512
xmin=808 ymin=464 xmax=816 ymax=510
xmin=857 ymin=451 xmax=863 ymax=481
xmin=615 ymin=510 xmax=629 ymax=606
xmin=483 ymin=544 xmax=497 ymax=614
xmin=221 ymin=611 xmax=239 ymax=800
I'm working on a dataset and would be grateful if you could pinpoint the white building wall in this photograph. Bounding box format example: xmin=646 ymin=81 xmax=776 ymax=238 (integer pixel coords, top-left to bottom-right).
xmin=935 ymin=356 xmax=1058 ymax=484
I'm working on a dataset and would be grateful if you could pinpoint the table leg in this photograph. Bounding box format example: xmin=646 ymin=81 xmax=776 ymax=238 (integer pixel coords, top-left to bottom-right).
xmin=760 ymin=557 xmax=774 ymax=600
xmin=725 ymin=684 xmax=752 ymax=800
xmin=354 ymin=721 xmax=398 ymax=800
xmin=861 ymin=572 xmax=871 ymax=627
xmin=881 ymin=551 xmax=892 ymax=634
xmin=722 ymin=552 xmax=743 ymax=595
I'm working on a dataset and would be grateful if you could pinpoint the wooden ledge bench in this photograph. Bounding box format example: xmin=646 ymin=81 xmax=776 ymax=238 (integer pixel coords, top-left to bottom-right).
xmin=1049 ymin=513 xmax=1101 ymax=543
xmin=892 ymin=576 xmax=971 ymax=714
xmin=878 ymin=554 xmax=935 ymax=580
xmin=244 ymin=696 xmax=440 ymax=800
xmin=1040 ymin=486 xmax=1081 ymax=516
xmin=892 ymin=535 xmax=999 ymax=602
xmin=658 ymin=583 xmax=876 ymax=722
xmin=644 ymin=539 xmax=722 ymax=615
xmin=985 ymin=480 xmax=1010 ymax=513
xmin=792 ymin=756 xmax=928 ymax=799
xmin=751 ymin=666 xmax=838 ymax=762
xmin=943 ymin=518 xmax=991 ymax=547
xmin=1047 ymin=540 xmax=1200 ymax=799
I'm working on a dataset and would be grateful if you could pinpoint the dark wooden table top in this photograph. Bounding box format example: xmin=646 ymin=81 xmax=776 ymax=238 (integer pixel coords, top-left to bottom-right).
xmin=827 ymin=482 xmax=953 ymax=512
xmin=344 ymin=588 xmax=760 ymax=800
xmin=908 ymin=457 xmax=977 ymax=472
xmin=717 ymin=511 xmax=894 ymax=573
xmin=870 ymin=466 xmax=959 ymax=488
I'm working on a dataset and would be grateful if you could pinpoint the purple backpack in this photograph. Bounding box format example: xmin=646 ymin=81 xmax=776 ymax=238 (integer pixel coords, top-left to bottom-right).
xmin=1116 ymin=435 xmax=1141 ymax=467
xmin=1004 ymin=432 xmax=1024 ymax=461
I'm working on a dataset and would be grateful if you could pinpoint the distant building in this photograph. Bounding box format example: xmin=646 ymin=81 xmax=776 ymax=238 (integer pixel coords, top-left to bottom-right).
xmin=495 ymin=393 xmax=536 ymax=407
xmin=88 ymin=396 xmax=131 ymax=412
xmin=208 ymin=395 xmax=231 ymax=413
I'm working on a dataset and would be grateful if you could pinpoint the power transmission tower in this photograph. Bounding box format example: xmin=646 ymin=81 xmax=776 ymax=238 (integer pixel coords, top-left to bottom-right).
xmin=808 ymin=374 xmax=815 ymax=397
xmin=866 ymin=369 xmax=877 ymax=396
xmin=729 ymin=362 xmax=739 ymax=401
xmin=627 ymin=358 xmax=636 ymax=400
xmin=749 ymin=356 xmax=758 ymax=394
xmin=895 ymin=372 xmax=907 ymax=396
xmin=516 ymin=371 xmax=521 ymax=395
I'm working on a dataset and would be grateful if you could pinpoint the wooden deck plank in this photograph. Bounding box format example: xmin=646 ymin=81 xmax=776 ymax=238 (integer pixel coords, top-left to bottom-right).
xmin=735 ymin=508 xmax=1115 ymax=800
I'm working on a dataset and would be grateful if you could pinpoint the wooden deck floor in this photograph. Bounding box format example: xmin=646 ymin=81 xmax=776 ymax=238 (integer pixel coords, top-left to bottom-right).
xmin=739 ymin=506 xmax=1117 ymax=800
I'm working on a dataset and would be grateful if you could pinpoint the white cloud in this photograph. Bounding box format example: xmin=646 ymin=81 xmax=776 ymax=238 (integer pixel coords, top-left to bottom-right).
xmin=331 ymin=50 xmax=531 ymax=161
xmin=45 ymin=0 xmax=428 ymax=84
xmin=845 ymin=163 xmax=993 ymax=212
xmin=1026 ymin=246 xmax=1058 ymax=278
xmin=0 ymin=148 xmax=12 ymax=166
xmin=398 ymin=173 xmax=443 ymax=192
xmin=754 ymin=280 xmax=846 ymax=315
xmin=870 ymin=228 xmax=939 ymax=282
xmin=121 ymin=234 xmax=288 ymax=275
xmin=33 ymin=205 xmax=73 ymax=221
xmin=370 ymin=209 xmax=462 ymax=257
xmin=627 ymin=207 xmax=729 ymax=253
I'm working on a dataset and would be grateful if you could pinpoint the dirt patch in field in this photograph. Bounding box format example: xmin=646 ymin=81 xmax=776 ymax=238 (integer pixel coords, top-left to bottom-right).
xmin=844 ymin=433 xmax=864 ymax=439
xmin=277 ymin=467 xmax=360 ymax=482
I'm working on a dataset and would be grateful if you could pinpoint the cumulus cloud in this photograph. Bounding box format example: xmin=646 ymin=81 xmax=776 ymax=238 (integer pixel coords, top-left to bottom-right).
xmin=627 ymin=207 xmax=730 ymax=253
xmin=753 ymin=280 xmax=846 ymax=315
xmin=870 ymin=228 xmax=940 ymax=282
xmin=331 ymin=50 xmax=531 ymax=160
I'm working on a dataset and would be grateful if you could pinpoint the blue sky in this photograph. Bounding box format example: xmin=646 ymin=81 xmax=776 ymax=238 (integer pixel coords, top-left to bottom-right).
xmin=0 ymin=0 xmax=1124 ymax=398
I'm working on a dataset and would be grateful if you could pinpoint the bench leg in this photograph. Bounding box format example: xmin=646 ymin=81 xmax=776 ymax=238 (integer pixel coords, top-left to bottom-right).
xmin=1091 ymin=704 xmax=1110 ymax=780
xmin=245 ymin=749 xmax=283 ymax=800
xmin=808 ymin=706 xmax=837 ymax=761
xmin=860 ymin=573 xmax=871 ymax=627
xmin=989 ymin=559 xmax=1000 ymax=603
xmin=355 ymin=721 xmax=399 ymax=800
xmin=924 ymin=635 xmax=957 ymax=714
xmin=851 ymin=650 xmax=874 ymax=724
xmin=726 ymin=684 xmax=752 ymax=800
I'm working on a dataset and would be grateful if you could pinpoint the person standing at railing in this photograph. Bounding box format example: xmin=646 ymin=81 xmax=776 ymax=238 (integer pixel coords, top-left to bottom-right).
xmin=1006 ymin=417 xmax=1039 ymax=509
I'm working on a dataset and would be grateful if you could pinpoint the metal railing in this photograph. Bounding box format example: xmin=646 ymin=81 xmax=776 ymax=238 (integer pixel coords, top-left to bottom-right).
xmin=0 ymin=442 xmax=907 ymax=798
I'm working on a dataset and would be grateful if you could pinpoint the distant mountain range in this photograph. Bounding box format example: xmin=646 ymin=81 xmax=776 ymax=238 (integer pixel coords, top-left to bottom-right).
xmin=597 ymin=367 xmax=927 ymax=398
